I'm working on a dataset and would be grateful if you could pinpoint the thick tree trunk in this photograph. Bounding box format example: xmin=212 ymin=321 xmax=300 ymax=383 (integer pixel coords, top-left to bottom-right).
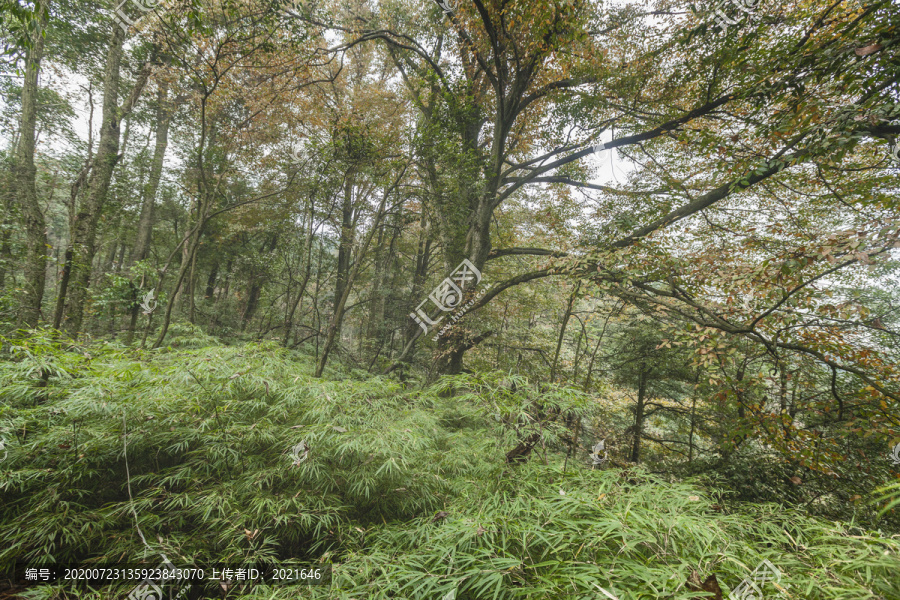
xmin=63 ymin=26 xmax=127 ymax=335
xmin=13 ymin=0 xmax=49 ymax=328
xmin=130 ymin=82 xmax=170 ymax=268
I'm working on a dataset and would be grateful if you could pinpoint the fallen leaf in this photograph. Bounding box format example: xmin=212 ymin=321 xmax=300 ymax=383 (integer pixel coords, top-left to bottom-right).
xmin=333 ymin=426 xmax=347 ymax=433
xmin=790 ymin=476 xmax=802 ymax=485
xmin=431 ymin=511 xmax=449 ymax=523
xmin=686 ymin=571 xmax=723 ymax=600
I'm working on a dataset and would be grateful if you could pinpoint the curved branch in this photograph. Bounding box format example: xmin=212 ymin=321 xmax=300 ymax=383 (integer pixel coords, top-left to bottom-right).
xmin=487 ymin=247 xmax=568 ymax=261
xmin=471 ymin=268 xmax=558 ymax=311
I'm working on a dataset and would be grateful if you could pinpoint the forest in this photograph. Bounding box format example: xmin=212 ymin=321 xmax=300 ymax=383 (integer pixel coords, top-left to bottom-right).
xmin=0 ymin=0 xmax=899 ymax=598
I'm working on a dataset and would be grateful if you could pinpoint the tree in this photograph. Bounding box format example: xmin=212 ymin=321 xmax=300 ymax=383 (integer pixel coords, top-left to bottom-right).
xmin=60 ymin=23 xmax=151 ymax=335
xmin=12 ymin=0 xmax=48 ymax=327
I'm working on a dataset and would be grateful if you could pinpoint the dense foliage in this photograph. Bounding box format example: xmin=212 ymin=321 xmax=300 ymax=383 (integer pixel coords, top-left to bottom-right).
xmin=0 ymin=334 xmax=898 ymax=599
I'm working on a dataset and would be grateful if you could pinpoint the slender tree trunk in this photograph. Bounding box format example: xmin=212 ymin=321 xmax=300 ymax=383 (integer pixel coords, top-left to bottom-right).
xmin=631 ymin=368 xmax=647 ymax=463
xmin=363 ymin=219 xmax=389 ymax=355
xmin=241 ymin=233 xmax=276 ymax=330
xmin=332 ymin=170 xmax=355 ymax=340
xmin=404 ymin=213 xmax=431 ymax=351
xmin=283 ymin=199 xmax=316 ymax=346
xmin=0 ymin=196 xmax=13 ymax=289
xmin=132 ymin=83 xmax=170 ymax=268
xmin=583 ymin=303 xmax=619 ymax=391
xmin=126 ymin=82 xmax=170 ymax=350
xmin=311 ymin=242 xmax=325 ymax=354
xmin=104 ymin=212 xmax=123 ymax=272
xmin=13 ymin=0 xmax=49 ymax=328
xmin=550 ymin=283 xmax=580 ymax=383
xmin=152 ymin=215 xmax=205 ymax=348
xmin=52 ymin=249 xmax=72 ymax=329
xmin=204 ymin=260 xmax=218 ymax=299
xmin=315 ymin=191 xmax=389 ymax=377
xmin=572 ymin=328 xmax=584 ymax=383
xmin=688 ymin=396 xmax=697 ymax=464
xmin=188 ymin=245 xmax=198 ymax=323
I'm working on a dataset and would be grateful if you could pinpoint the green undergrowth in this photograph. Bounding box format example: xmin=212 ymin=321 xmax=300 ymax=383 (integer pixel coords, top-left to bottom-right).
xmin=0 ymin=331 xmax=898 ymax=599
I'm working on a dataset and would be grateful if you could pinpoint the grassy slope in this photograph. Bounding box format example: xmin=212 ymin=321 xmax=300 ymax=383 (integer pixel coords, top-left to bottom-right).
xmin=0 ymin=331 xmax=897 ymax=599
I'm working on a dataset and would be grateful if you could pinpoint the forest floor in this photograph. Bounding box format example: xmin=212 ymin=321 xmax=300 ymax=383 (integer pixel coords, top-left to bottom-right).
xmin=0 ymin=332 xmax=898 ymax=599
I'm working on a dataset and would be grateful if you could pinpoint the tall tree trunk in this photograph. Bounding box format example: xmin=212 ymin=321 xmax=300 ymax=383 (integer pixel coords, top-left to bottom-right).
xmin=405 ymin=213 xmax=431 ymax=347
xmin=381 ymin=214 xmax=433 ymax=376
xmin=363 ymin=218 xmax=388 ymax=354
xmin=315 ymin=191 xmax=389 ymax=377
xmin=188 ymin=245 xmax=198 ymax=323
xmin=130 ymin=82 xmax=170 ymax=267
xmin=63 ymin=26 xmax=151 ymax=335
xmin=283 ymin=198 xmax=316 ymax=346
xmin=332 ymin=170 xmax=355 ymax=339
xmin=13 ymin=0 xmax=49 ymax=328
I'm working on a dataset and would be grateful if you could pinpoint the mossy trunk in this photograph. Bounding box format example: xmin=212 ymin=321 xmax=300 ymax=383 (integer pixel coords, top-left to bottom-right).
xmin=14 ymin=0 xmax=49 ymax=328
